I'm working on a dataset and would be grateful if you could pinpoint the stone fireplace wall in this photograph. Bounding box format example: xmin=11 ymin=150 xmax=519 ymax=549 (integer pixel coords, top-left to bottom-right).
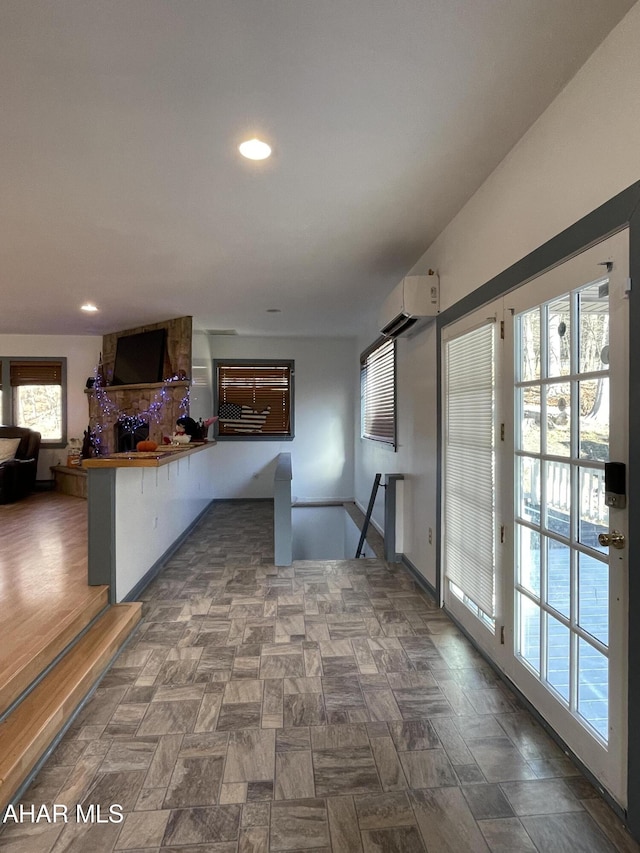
xmin=87 ymin=381 xmax=190 ymax=454
xmin=86 ymin=316 xmax=193 ymax=455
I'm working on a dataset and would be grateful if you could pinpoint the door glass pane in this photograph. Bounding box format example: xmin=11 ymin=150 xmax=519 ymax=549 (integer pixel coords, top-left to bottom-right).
xmin=544 ymin=461 xmax=571 ymax=540
xmin=518 ymin=526 xmax=540 ymax=597
xmin=519 ymin=308 xmax=541 ymax=382
xmin=578 ymin=552 xmax=609 ymax=645
xmin=579 ymin=468 xmax=607 ymax=553
xmin=546 ymin=616 xmax=570 ymax=702
xmin=546 ymin=538 xmax=570 ymax=619
xmin=517 ymin=592 xmax=541 ymax=674
xmin=579 ymin=379 xmax=609 ymax=462
xmin=579 ymin=281 xmax=609 ymax=374
xmin=518 ymin=457 xmax=540 ymax=524
xmin=517 ymin=387 xmax=540 ymax=453
xmin=545 ymin=383 xmax=571 ymax=456
xmin=547 ymin=297 xmax=571 ymax=377
xmin=578 ymin=638 xmax=608 ymax=739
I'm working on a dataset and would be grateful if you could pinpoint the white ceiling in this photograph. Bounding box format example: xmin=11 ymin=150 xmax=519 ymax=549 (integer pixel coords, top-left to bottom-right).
xmin=0 ymin=0 xmax=634 ymax=338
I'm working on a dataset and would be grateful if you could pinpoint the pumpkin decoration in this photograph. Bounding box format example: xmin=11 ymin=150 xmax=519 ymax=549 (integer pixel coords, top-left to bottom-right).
xmin=136 ymin=440 xmax=158 ymax=452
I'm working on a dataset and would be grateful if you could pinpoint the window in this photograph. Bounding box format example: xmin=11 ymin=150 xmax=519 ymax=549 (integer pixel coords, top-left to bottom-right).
xmin=0 ymin=357 xmax=67 ymax=446
xmin=214 ymin=360 xmax=294 ymax=440
xmin=360 ymin=337 xmax=396 ymax=447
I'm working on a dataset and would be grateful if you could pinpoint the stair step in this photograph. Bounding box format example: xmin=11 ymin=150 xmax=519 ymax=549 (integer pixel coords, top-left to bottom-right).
xmin=0 ymin=602 xmax=141 ymax=810
xmin=0 ymin=585 xmax=109 ymax=717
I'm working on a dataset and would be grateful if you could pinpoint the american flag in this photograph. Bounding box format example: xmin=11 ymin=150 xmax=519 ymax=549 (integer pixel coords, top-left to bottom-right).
xmin=218 ymin=403 xmax=271 ymax=433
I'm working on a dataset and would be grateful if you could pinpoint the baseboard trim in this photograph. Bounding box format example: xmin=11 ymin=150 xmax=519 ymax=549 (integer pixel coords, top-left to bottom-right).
xmin=122 ymin=499 xmax=215 ymax=602
xmin=400 ymin=554 xmax=437 ymax=601
xmin=292 ymin=499 xmax=351 ymax=507
xmin=210 ymin=497 xmax=273 ymax=503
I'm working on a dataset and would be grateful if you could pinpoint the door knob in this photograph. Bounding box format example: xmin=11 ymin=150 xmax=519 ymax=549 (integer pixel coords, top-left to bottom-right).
xmin=598 ymin=530 xmax=625 ymax=550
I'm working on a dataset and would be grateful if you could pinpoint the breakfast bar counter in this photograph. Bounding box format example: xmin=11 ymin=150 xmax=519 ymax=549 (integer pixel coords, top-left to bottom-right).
xmin=82 ymin=441 xmax=214 ymax=468
xmin=85 ymin=441 xmax=216 ymax=602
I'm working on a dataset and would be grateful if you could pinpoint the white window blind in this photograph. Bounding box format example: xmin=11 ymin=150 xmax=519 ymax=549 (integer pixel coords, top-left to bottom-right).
xmin=361 ymin=338 xmax=396 ymax=446
xmin=444 ymin=322 xmax=496 ymax=618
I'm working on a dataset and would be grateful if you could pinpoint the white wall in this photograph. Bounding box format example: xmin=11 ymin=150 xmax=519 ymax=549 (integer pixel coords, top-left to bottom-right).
xmin=113 ymin=446 xmax=215 ymax=601
xmin=208 ymin=335 xmax=356 ymax=501
xmin=292 ymin=506 xmax=375 ymax=560
xmin=0 ymin=334 xmax=101 ymax=479
xmin=355 ymin=1 xmax=640 ymax=589
xmin=417 ymin=1 xmax=640 ymax=310
xmin=355 ymin=324 xmax=438 ymax=585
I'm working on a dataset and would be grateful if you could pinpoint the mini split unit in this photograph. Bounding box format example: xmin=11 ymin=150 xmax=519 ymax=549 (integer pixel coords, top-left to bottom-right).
xmin=379 ymin=273 xmax=439 ymax=338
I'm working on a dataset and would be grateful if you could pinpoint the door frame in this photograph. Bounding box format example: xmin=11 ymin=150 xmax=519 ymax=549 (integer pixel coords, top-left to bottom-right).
xmin=434 ymin=180 xmax=640 ymax=832
xmin=502 ymin=232 xmax=629 ymax=805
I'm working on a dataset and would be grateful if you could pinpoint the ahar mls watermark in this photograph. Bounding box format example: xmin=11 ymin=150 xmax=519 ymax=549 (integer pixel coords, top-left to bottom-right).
xmin=2 ymin=804 xmax=124 ymax=824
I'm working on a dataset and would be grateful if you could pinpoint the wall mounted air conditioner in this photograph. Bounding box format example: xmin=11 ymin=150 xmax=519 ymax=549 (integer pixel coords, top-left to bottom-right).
xmin=379 ymin=273 xmax=439 ymax=338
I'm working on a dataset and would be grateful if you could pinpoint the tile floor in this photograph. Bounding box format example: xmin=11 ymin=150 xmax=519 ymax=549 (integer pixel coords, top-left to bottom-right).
xmin=2 ymin=500 xmax=639 ymax=852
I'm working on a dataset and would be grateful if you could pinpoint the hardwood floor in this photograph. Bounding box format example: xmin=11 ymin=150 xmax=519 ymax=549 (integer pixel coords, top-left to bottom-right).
xmin=0 ymin=491 xmax=107 ymax=712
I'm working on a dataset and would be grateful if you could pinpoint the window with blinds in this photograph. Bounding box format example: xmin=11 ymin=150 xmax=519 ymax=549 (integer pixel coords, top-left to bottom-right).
xmin=360 ymin=337 xmax=396 ymax=447
xmin=215 ymin=360 xmax=294 ymax=439
xmin=0 ymin=357 xmax=66 ymax=444
xmin=10 ymin=361 xmax=63 ymax=386
xmin=443 ymin=322 xmax=496 ymax=620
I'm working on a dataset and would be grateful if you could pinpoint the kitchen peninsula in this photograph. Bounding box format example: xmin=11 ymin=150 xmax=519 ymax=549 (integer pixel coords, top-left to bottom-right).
xmin=84 ymin=442 xmax=215 ymax=602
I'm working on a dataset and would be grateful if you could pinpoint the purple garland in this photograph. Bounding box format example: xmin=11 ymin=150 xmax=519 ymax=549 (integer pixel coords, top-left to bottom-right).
xmin=90 ymin=369 xmax=190 ymax=453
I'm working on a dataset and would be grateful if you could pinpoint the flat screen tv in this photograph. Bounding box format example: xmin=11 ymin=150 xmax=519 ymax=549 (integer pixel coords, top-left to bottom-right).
xmin=112 ymin=328 xmax=166 ymax=385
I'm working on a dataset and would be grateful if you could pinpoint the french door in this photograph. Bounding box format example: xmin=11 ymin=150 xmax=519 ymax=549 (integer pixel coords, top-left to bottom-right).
xmin=443 ymin=230 xmax=629 ymax=805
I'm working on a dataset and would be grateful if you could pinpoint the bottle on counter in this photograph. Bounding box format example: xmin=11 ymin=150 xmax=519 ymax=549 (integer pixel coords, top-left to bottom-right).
xmin=66 ymin=438 xmax=82 ymax=467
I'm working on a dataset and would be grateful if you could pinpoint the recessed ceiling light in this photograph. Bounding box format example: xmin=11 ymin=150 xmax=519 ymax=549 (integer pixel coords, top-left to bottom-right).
xmin=266 ymin=308 xmax=281 ymax=313
xmin=239 ymin=138 xmax=272 ymax=160
xmin=81 ymin=303 xmax=99 ymax=312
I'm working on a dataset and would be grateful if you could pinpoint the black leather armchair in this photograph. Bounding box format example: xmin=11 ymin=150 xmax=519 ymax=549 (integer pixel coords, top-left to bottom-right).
xmin=0 ymin=426 xmax=41 ymax=504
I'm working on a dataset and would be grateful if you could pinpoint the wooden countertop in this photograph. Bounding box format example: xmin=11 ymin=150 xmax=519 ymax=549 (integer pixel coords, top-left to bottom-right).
xmin=82 ymin=441 xmax=215 ymax=469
